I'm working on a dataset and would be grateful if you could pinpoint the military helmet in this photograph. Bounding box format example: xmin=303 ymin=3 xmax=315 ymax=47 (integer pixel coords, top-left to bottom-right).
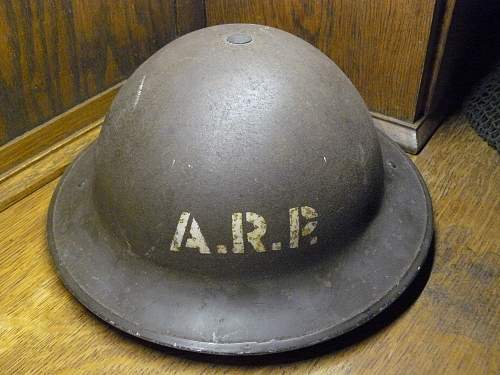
xmin=47 ymin=24 xmax=433 ymax=355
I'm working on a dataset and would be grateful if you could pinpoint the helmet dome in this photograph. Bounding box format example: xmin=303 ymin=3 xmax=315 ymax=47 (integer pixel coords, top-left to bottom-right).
xmin=93 ymin=24 xmax=383 ymax=275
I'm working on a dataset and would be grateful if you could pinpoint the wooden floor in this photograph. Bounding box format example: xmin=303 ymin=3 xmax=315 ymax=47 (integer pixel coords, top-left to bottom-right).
xmin=0 ymin=114 xmax=498 ymax=374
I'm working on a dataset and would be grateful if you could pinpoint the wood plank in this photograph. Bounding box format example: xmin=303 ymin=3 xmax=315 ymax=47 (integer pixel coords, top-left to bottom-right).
xmin=0 ymin=83 xmax=119 ymax=176
xmin=0 ymin=113 xmax=498 ymax=373
xmin=176 ymin=0 xmax=207 ymax=36
xmin=206 ymin=0 xmax=439 ymax=122
xmin=0 ymin=120 xmax=101 ymax=212
xmin=0 ymin=0 xmax=177 ymax=145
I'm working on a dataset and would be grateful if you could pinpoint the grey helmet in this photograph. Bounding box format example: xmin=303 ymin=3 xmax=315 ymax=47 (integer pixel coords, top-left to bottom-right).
xmin=47 ymin=24 xmax=433 ymax=355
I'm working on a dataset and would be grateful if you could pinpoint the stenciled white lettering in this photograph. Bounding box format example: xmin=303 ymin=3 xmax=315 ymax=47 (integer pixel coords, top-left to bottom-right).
xmin=169 ymin=206 xmax=318 ymax=254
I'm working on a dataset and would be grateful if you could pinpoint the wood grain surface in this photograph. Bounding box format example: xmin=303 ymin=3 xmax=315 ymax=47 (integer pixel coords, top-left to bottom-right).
xmin=176 ymin=0 xmax=207 ymax=36
xmin=206 ymin=0 xmax=440 ymax=122
xmin=0 ymin=0 xmax=205 ymax=146
xmin=0 ymin=119 xmax=101 ymax=212
xmin=0 ymin=113 xmax=498 ymax=374
xmin=0 ymin=83 xmax=119 ymax=176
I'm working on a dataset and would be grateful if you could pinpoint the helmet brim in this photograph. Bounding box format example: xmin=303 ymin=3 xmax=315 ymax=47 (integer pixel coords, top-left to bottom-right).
xmin=47 ymin=130 xmax=432 ymax=355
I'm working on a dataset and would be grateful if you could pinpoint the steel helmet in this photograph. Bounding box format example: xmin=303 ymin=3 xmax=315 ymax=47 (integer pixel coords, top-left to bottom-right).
xmin=47 ymin=24 xmax=433 ymax=355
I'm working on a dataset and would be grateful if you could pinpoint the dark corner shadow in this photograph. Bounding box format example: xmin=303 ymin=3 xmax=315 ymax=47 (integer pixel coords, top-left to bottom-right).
xmin=110 ymin=236 xmax=435 ymax=366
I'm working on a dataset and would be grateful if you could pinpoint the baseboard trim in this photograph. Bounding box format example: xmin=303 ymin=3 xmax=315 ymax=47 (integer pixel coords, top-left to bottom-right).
xmin=0 ymin=82 xmax=122 ymax=176
xmin=0 ymin=119 xmax=102 ymax=212
xmin=371 ymin=111 xmax=444 ymax=154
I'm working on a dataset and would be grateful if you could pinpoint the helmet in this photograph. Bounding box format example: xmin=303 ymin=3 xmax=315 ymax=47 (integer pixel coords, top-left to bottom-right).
xmin=47 ymin=24 xmax=432 ymax=355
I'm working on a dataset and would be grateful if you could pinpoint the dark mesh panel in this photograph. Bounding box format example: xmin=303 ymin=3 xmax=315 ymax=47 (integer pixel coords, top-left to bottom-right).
xmin=464 ymin=64 xmax=500 ymax=152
